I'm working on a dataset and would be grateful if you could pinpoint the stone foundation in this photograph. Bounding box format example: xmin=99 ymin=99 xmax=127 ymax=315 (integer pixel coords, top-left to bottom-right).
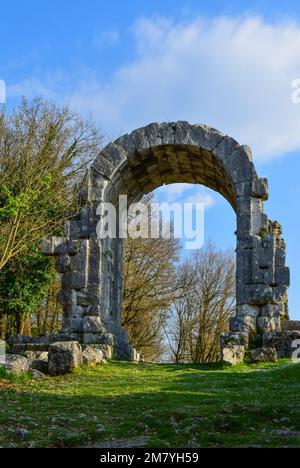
xmin=7 ymin=333 xmax=140 ymax=362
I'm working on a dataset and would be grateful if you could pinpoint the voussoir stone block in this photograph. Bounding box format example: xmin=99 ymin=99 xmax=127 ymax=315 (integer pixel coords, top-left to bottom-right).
xmin=48 ymin=341 xmax=82 ymax=376
xmin=101 ymin=142 xmax=126 ymax=167
xmin=93 ymin=154 xmax=116 ymax=179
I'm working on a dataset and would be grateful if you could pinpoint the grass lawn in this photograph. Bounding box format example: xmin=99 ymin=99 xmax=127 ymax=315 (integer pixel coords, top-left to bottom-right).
xmin=0 ymin=360 xmax=299 ymax=448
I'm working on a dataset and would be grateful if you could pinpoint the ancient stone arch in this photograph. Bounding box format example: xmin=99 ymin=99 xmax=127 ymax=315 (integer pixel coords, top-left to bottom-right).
xmin=42 ymin=122 xmax=290 ymax=360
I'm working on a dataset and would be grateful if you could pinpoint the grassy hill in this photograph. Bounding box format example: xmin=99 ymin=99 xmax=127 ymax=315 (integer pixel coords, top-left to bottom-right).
xmin=0 ymin=360 xmax=299 ymax=448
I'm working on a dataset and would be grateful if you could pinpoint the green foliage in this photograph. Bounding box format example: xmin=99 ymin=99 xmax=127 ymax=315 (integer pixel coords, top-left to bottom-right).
xmin=259 ymin=228 xmax=269 ymax=238
xmin=0 ymin=185 xmax=39 ymax=221
xmin=0 ymin=367 xmax=32 ymax=384
xmin=0 ymin=244 xmax=56 ymax=330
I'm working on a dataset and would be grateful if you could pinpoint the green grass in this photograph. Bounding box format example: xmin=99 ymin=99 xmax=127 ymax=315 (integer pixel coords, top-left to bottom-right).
xmin=0 ymin=360 xmax=299 ymax=448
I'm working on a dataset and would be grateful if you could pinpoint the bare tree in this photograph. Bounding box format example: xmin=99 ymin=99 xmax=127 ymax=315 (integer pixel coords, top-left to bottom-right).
xmin=31 ymin=273 xmax=63 ymax=335
xmin=0 ymin=98 xmax=102 ymax=270
xmin=122 ymin=195 xmax=182 ymax=361
xmin=166 ymin=243 xmax=236 ymax=363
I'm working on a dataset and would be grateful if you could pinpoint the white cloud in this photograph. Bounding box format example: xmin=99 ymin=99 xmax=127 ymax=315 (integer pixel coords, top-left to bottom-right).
xmin=155 ymin=183 xmax=194 ymax=202
xmin=155 ymin=183 xmax=215 ymax=209
xmin=0 ymin=79 xmax=6 ymax=104
xmin=8 ymin=15 xmax=300 ymax=161
xmin=184 ymin=191 xmax=215 ymax=209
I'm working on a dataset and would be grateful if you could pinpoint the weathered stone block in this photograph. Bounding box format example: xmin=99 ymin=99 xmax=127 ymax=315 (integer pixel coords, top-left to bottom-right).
xmin=58 ymin=289 xmax=77 ymax=307
xmin=82 ymin=346 xmax=104 ymax=366
xmin=220 ymin=332 xmax=249 ymax=347
xmin=86 ymin=305 xmax=101 ymax=317
xmin=250 ymin=285 xmax=274 ymax=304
xmin=92 ymin=344 xmax=113 ymax=359
xmin=40 ymin=237 xmax=56 ymax=255
xmin=31 ymin=359 xmax=49 ymax=374
xmin=66 ymin=305 xmax=86 ymax=319
xmin=273 ymin=285 xmax=288 ymax=303
xmin=229 ymin=315 xmax=256 ymax=334
xmin=275 ymin=248 xmax=286 ymax=267
xmin=249 ymin=348 xmax=277 ymax=363
xmin=222 ymin=345 xmax=245 ymax=366
xmin=25 ymin=352 xmax=49 ymax=374
xmin=263 ymin=331 xmax=300 ymax=358
xmin=261 ymin=304 xmax=283 ymax=318
xmin=76 ymin=292 xmax=90 ymax=307
xmin=251 ymin=213 xmax=269 ymax=236
xmin=0 ymin=355 xmax=29 ymax=374
xmin=62 ymin=318 xmax=84 ymax=333
xmin=257 ymin=316 xmax=281 ymax=333
xmin=235 ymin=181 xmax=252 ymax=197
xmin=62 ymin=272 xmax=85 ymax=290
xmin=48 ymin=341 xmax=82 ymax=376
xmin=161 ymin=122 xmax=177 ymax=145
xmin=56 ymin=255 xmax=72 ymax=273
xmin=93 ymin=155 xmax=116 ymax=179
xmin=83 ymin=316 xmax=104 ymax=334
xmin=65 ymin=220 xmax=84 ymax=239
xmin=114 ymin=133 xmax=136 ymax=158
xmin=228 ymin=146 xmax=255 ymax=184
xmin=215 ymin=135 xmax=240 ymax=162
xmin=251 ymin=178 xmax=269 ymax=200
xmin=101 ymin=143 xmax=126 ymax=167
xmin=237 ymin=305 xmax=261 ymax=318
xmin=41 ymin=238 xmax=80 ymax=256
xmin=23 ymin=351 xmax=48 ymax=364
xmin=283 ymin=321 xmax=300 ymax=332
xmin=275 ymin=267 xmax=290 ymax=287
xmin=130 ymin=127 xmax=152 ymax=151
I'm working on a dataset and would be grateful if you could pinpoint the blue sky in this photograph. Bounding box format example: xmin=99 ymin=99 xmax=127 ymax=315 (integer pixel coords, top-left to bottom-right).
xmin=1 ymin=1 xmax=300 ymax=318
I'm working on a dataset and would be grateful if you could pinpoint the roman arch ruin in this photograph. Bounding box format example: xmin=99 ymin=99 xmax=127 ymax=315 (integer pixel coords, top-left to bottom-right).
xmin=42 ymin=121 xmax=290 ymax=359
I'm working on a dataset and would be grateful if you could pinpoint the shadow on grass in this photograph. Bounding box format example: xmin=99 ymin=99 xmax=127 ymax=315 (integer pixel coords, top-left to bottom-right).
xmin=0 ymin=362 xmax=299 ymax=448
